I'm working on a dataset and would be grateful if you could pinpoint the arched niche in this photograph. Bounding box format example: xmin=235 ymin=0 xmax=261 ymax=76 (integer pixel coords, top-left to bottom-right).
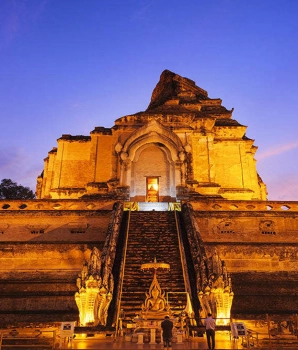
xmin=130 ymin=143 xmax=175 ymax=201
xmin=119 ymin=120 xmax=184 ymax=201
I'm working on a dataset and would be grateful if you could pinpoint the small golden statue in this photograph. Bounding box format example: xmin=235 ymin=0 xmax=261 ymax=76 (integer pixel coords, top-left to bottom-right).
xmin=140 ymin=258 xmax=171 ymax=319
xmin=144 ymin=285 xmax=166 ymax=311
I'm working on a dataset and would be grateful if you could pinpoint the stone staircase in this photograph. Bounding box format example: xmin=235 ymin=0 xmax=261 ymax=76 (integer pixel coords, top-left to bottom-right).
xmin=119 ymin=211 xmax=187 ymax=320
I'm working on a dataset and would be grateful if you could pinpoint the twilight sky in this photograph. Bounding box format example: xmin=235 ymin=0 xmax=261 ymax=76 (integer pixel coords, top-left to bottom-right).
xmin=0 ymin=0 xmax=298 ymax=201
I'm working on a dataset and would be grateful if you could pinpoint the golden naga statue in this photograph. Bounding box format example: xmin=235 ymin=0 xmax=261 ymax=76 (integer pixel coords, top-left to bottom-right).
xmin=198 ymin=250 xmax=234 ymax=326
xmin=75 ymin=247 xmax=114 ymax=326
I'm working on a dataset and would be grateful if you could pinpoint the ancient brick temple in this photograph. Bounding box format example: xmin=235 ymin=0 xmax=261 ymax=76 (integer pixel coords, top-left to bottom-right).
xmin=0 ymin=70 xmax=297 ymax=328
xmin=36 ymin=70 xmax=266 ymax=202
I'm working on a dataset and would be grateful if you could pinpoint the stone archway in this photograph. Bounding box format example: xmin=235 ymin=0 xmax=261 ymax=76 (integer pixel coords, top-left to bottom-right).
xmin=130 ymin=143 xmax=174 ymax=202
xmin=118 ymin=120 xmax=185 ymax=201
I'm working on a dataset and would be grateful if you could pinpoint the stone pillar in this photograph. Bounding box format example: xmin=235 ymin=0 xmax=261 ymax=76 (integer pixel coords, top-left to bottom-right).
xmin=137 ymin=333 xmax=144 ymax=344
xmin=149 ymin=328 xmax=156 ymax=344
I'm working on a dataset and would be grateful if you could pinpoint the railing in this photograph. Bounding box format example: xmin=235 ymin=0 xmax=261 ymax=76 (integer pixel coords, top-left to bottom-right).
xmin=190 ymin=200 xmax=298 ymax=212
xmin=230 ymin=314 xmax=298 ymax=349
xmin=1 ymin=198 xmax=298 ymax=212
xmin=0 ymin=329 xmax=56 ymax=350
xmin=258 ymin=314 xmax=298 ymax=350
xmin=0 ymin=199 xmax=115 ymax=211
xmin=174 ymin=210 xmax=193 ymax=317
xmin=114 ymin=209 xmax=131 ymax=339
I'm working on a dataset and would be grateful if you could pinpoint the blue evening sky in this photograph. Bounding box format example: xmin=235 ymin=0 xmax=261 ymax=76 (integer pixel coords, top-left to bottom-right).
xmin=0 ymin=0 xmax=297 ymax=200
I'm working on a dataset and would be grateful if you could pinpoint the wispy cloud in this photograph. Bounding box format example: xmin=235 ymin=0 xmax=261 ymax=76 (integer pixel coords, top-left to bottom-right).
xmin=266 ymin=174 xmax=298 ymax=201
xmin=131 ymin=0 xmax=155 ymax=22
xmin=257 ymin=140 xmax=298 ymax=160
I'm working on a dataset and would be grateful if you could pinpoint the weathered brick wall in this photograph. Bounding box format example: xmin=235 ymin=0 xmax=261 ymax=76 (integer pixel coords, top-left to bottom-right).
xmin=191 ymin=200 xmax=298 ymax=317
xmin=0 ymin=198 xmax=297 ymax=323
xmin=0 ymin=211 xmax=111 ymax=244
xmin=195 ymin=207 xmax=298 ymax=272
xmin=94 ymin=135 xmax=116 ymax=182
xmin=231 ymin=272 xmax=298 ymax=317
xmin=0 ymin=269 xmax=80 ymax=326
xmin=0 ymin=243 xmax=96 ymax=270
xmin=0 ymin=200 xmax=116 ymax=326
xmin=55 ymin=139 xmax=92 ymax=188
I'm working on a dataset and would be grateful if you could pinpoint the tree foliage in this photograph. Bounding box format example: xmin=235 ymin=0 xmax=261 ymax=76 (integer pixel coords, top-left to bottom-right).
xmin=0 ymin=179 xmax=35 ymax=199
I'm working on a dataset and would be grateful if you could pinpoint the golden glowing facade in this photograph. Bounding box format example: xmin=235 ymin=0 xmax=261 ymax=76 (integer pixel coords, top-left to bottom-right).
xmin=0 ymin=70 xmax=297 ymax=329
xmin=36 ymin=70 xmax=266 ymax=202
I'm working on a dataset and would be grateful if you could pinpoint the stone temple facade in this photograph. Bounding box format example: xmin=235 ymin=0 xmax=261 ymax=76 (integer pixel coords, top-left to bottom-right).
xmin=36 ymin=70 xmax=266 ymax=202
xmin=0 ymin=70 xmax=297 ymax=328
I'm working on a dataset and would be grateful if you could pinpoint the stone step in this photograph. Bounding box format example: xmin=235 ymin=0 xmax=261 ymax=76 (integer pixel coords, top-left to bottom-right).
xmin=120 ymin=211 xmax=186 ymax=316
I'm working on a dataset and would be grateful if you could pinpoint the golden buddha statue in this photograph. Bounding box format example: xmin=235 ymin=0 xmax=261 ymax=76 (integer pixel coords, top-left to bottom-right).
xmin=141 ymin=271 xmax=171 ymax=319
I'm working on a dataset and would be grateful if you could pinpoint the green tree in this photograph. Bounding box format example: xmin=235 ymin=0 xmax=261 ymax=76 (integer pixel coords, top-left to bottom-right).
xmin=0 ymin=179 xmax=35 ymax=199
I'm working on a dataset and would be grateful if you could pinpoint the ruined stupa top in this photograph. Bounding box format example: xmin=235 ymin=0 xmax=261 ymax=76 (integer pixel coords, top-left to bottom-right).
xmin=112 ymin=70 xmax=236 ymax=128
xmin=62 ymin=70 xmax=239 ymax=141
xmin=146 ymin=69 xmax=209 ymax=110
